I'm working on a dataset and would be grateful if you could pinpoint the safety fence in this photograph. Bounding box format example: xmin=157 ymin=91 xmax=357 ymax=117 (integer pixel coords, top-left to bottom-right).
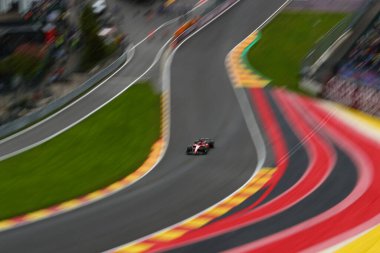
xmin=323 ymin=76 xmax=380 ymax=116
xmin=174 ymin=0 xmax=239 ymax=45
xmin=0 ymin=47 xmax=131 ymax=139
xmin=0 ymin=0 xmax=238 ymax=140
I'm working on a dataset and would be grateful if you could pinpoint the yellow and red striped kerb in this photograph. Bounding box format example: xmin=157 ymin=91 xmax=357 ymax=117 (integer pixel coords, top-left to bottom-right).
xmin=0 ymin=139 xmax=164 ymax=231
xmin=0 ymin=93 xmax=171 ymax=232
xmin=114 ymin=167 xmax=277 ymax=253
xmin=226 ymin=31 xmax=270 ymax=88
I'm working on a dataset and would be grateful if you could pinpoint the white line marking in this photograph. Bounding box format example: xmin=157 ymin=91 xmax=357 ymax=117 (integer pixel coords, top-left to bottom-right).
xmin=105 ymin=0 xmax=289 ymax=251
xmin=0 ymin=2 xmax=205 ymax=161
xmin=0 ymin=0 xmax=209 ymax=233
xmin=0 ymin=38 xmax=172 ymax=233
xmin=320 ymin=214 xmax=380 ymax=253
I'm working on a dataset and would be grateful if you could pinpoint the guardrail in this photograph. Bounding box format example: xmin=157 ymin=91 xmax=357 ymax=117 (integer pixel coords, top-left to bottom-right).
xmin=0 ymin=46 xmax=132 ymax=140
xmin=174 ymin=0 xmax=239 ymax=45
xmin=0 ymin=0 xmax=237 ymax=140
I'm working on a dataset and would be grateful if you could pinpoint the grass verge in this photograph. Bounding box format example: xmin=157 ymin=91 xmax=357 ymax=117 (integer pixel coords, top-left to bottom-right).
xmin=0 ymin=82 xmax=161 ymax=220
xmin=247 ymin=11 xmax=347 ymax=91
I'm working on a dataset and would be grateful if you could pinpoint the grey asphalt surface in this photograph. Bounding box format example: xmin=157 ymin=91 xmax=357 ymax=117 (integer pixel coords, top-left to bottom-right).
xmin=0 ymin=0 xmax=210 ymax=159
xmin=210 ymin=87 xmax=309 ymax=222
xmin=108 ymin=0 xmax=202 ymax=42
xmin=0 ymin=0 xmax=287 ymax=252
xmin=0 ymin=38 xmax=161 ymax=158
xmin=169 ymin=89 xmax=357 ymax=252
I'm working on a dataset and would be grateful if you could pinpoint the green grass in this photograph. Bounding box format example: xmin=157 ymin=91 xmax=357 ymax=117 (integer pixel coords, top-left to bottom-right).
xmin=0 ymin=82 xmax=161 ymax=220
xmin=247 ymin=11 xmax=347 ymax=91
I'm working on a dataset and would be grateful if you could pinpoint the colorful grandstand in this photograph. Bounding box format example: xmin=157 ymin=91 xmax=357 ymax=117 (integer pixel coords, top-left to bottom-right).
xmin=336 ymin=13 xmax=380 ymax=87
xmin=301 ymin=0 xmax=380 ymax=116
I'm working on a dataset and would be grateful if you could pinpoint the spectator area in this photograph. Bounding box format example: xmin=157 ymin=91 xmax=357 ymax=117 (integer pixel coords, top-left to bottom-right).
xmin=334 ymin=13 xmax=380 ymax=88
xmin=319 ymin=0 xmax=380 ymax=116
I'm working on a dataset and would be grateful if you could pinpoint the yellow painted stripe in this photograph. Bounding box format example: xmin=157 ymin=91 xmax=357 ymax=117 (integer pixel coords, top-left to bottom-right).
xmin=204 ymin=207 xmax=231 ymax=216
xmin=106 ymin=182 xmax=125 ymax=191
xmin=164 ymin=0 xmax=176 ymax=8
xmin=58 ymin=199 xmax=83 ymax=209
xmin=86 ymin=191 xmax=104 ymax=200
xmin=242 ymin=186 xmax=262 ymax=195
xmin=113 ymin=167 xmax=277 ymax=252
xmin=225 ymin=196 xmax=247 ymax=205
xmin=125 ymin=174 xmax=140 ymax=181
xmin=226 ymin=30 xmax=270 ymax=88
xmin=181 ymin=217 xmax=212 ymax=229
xmin=24 ymin=210 xmax=54 ymax=220
xmin=0 ymin=139 xmax=164 ymax=231
xmin=261 ymin=168 xmax=276 ymax=173
xmin=332 ymin=103 xmax=380 ymax=129
xmin=115 ymin=242 xmax=153 ymax=253
xmin=255 ymin=177 xmax=272 ymax=184
xmin=152 ymin=229 xmax=188 ymax=242
xmin=0 ymin=91 xmax=168 ymax=233
xmin=335 ymin=225 xmax=380 ymax=253
xmin=0 ymin=221 xmax=16 ymax=230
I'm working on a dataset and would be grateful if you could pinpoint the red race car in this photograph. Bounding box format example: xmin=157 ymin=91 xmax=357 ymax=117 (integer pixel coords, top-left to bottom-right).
xmin=186 ymin=138 xmax=215 ymax=155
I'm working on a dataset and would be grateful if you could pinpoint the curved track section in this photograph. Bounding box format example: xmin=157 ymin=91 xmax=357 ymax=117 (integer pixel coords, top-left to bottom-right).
xmin=0 ymin=0 xmax=205 ymax=160
xmin=162 ymin=89 xmax=357 ymax=252
xmin=0 ymin=0 xmax=289 ymax=252
xmin=150 ymin=88 xmax=380 ymax=252
xmin=114 ymin=17 xmax=380 ymax=251
xmin=115 ymin=3 xmax=379 ymax=252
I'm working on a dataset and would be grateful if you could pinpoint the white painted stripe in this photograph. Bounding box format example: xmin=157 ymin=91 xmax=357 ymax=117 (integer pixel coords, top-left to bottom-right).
xmin=105 ymin=0 xmax=278 ymax=251
xmin=0 ymin=2 xmax=208 ymax=232
xmin=320 ymin=214 xmax=380 ymax=253
xmin=0 ymin=1 xmax=206 ymax=161
xmin=0 ymin=39 xmax=171 ymax=233
xmin=319 ymin=102 xmax=380 ymax=141
xmin=228 ymin=96 xmax=373 ymax=252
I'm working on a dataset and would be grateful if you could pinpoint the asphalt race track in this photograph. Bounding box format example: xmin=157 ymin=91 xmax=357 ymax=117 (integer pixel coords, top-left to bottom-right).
xmin=0 ymin=0 xmax=206 ymax=160
xmin=163 ymin=89 xmax=358 ymax=252
xmin=0 ymin=0 xmax=289 ymax=252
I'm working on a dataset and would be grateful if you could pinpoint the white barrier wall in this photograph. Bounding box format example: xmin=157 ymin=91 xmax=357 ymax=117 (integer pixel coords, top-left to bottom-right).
xmin=0 ymin=48 xmax=129 ymax=139
xmin=0 ymin=0 xmax=39 ymax=13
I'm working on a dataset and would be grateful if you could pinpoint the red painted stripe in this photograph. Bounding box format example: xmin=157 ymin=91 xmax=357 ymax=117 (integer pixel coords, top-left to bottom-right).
xmin=228 ymin=94 xmax=377 ymax=252
xmin=226 ymin=89 xmax=336 ymax=219
xmin=11 ymin=217 xmax=26 ymax=223
xmin=47 ymin=206 xmax=61 ymax=212
xmin=239 ymin=89 xmax=288 ymax=210
xmin=178 ymin=88 xmax=336 ymax=237
xmin=148 ymin=89 xmax=334 ymax=252
xmin=145 ymin=89 xmax=289 ymax=252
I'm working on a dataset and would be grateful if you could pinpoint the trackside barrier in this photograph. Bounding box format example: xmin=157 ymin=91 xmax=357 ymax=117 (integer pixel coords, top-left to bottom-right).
xmin=322 ymin=76 xmax=380 ymax=116
xmin=173 ymin=0 xmax=239 ymax=46
xmin=174 ymin=19 xmax=199 ymax=38
xmin=300 ymin=0 xmax=378 ymax=95
xmin=0 ymin=0 xmax=237 ymax=140
xmin=0 ymin=47 xmax=131 ymax=140
xmin=199 ymin=0 xmax=238 ymax=26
